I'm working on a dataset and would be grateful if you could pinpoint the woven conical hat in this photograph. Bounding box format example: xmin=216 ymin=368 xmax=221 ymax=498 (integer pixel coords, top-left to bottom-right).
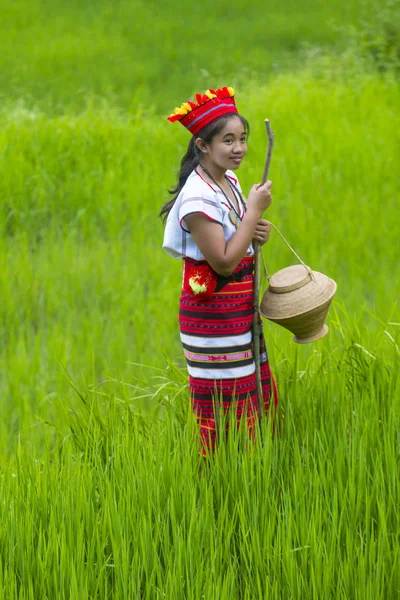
xmin=260 ymin=264 xmax=337 ymax=343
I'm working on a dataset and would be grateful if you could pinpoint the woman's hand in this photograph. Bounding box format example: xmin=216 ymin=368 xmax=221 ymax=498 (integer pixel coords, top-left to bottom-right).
xmin=247 ymin=180 xmax=272 ymax=215
xmin=253 ymin=219 xmax=271 ymax=245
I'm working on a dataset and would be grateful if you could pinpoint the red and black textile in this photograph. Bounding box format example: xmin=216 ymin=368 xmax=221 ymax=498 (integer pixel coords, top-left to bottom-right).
xmin=179 ymin=256 xmax=278 ymax=455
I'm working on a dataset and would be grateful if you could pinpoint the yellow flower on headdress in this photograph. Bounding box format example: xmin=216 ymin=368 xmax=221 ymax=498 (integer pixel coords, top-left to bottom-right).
xmin=173 ymin=106 xmax=187 ymax=115
xmin=205 ymin=89 xmax=217 ymax=99
xmin=170 ymin=101 xmax=194 ymax=117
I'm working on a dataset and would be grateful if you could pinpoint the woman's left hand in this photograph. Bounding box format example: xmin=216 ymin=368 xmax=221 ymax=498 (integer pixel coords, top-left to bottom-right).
xmin=253 ymin=219 xmax=271 ymax=245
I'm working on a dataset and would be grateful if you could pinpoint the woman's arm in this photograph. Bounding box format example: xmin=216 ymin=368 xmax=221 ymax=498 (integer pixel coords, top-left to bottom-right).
xmin=185 ymin=180 xmax=272 ymax=276
xmin=240 ymin=191 xmax=271 ymax=246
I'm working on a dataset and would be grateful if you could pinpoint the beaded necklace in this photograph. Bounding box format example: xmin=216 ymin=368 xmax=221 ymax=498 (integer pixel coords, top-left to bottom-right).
xmin=196 ymin=165 xmax=246 ymax=229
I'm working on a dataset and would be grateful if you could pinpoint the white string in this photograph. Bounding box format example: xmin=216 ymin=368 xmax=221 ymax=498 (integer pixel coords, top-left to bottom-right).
xmin=261 ymin=223 xmax=314 ymax=282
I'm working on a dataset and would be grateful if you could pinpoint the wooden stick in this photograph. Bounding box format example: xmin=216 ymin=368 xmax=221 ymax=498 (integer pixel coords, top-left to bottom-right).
xmin=253 ymin=119 xmax=275 ymax=420
xmin=261 ymin=120 xmax=274 ymax=186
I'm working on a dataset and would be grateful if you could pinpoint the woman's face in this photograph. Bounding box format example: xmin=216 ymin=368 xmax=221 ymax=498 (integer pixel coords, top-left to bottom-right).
xmin=199 ymin=116 xmax=248 ymax=171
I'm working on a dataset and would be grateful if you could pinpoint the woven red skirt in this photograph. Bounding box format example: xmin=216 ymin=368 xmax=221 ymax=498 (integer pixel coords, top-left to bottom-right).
xmin=179 ymin=256 xmax=278 ymax=455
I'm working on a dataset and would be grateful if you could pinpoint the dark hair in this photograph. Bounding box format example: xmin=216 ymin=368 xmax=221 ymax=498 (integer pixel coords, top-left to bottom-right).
xmin=160 ymin=114 xmax=250 ymax=222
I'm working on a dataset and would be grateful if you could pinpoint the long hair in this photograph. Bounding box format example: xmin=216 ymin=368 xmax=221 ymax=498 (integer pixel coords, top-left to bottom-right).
xmin=160 ymin=114 xmax=249 ymax=223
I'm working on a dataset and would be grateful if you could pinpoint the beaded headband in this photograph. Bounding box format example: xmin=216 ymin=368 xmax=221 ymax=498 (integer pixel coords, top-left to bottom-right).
xmin=167 ymin=86 xmax=238 ymax=136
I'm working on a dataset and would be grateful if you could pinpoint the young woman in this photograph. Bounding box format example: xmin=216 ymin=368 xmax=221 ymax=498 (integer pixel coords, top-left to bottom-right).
xmin=161 ymin=86 xmax=277 ymax=455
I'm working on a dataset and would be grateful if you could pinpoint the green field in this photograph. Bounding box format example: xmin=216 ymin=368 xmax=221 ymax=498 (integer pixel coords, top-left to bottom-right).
xmin=0 ymin=0 xmax=366 ymax=113
xmin=0 ymin=0 xmax=399 ymax=597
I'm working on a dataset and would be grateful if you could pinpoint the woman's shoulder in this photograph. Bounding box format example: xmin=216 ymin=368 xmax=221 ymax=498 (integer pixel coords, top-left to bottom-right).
xmin=181 ymin=169 xmax=218 ymax=199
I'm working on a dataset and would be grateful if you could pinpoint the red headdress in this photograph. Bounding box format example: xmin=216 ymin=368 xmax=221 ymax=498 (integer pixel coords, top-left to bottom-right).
xmin=167 ymin=86 xmax=237 ymax=136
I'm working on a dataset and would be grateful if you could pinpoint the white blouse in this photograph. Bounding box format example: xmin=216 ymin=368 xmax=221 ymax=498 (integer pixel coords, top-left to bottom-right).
xmin=163 ymin=169 xmax=254 ymax=260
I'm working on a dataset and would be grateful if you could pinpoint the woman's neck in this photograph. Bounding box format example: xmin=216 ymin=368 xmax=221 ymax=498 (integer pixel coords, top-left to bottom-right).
xmin=198 ymin=162 xmax=226 ymax=187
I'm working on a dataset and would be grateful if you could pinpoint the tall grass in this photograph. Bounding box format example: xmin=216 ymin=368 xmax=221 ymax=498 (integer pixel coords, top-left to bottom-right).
xmin=0 ymin=321 xmax=399 ymax=598
xmin=6 ymin=0 xmax=399 ymax=122
xmin=0 ymin=73 xmax=398 ymax=450
xmin=0 ymin=4 xmax=399 ymax=592
xmin=0 ymin=0 xmax=365 ymax=114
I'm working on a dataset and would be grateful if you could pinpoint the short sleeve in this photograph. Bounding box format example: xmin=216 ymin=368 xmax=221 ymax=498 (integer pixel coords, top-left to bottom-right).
xmin=179 ymin=193 xmax=223 ymax=233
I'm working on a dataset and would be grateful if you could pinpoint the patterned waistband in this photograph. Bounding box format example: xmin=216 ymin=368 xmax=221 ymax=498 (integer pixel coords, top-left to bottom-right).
xmin=184 ymin=256 xmax=254 ymax=270
xmin=214 ymin=264 xmax=254 ymax=292
xmin=183 ymin=256 xmax=254 ymax=294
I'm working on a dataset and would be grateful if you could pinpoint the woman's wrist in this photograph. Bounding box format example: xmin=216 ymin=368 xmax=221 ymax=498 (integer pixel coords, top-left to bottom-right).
xmin=243 ymin=205 xmax=261 ymax=223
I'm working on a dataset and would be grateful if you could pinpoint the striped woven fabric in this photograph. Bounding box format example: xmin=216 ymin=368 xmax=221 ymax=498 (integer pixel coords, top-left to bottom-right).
xmin=179 ymin=256 xmax=278 ymax=455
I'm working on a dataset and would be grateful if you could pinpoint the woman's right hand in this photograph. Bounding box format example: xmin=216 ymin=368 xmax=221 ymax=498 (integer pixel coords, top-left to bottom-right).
xmin=247 ymin=180 xmax=273 ymax=215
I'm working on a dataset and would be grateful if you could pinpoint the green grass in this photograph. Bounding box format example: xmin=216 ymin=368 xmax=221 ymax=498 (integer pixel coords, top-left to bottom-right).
xmin=0 ymin=329 xmax=399 ymax=598
xmin=0 ymin=0 xmax=399 ymax=596
xmin=0 ymin=0 xmax=365 ymax=114
xmin=0 ymin=72 xmax=398 ymax=450
xmin=0 ymin=70 xmax=398 ymax=596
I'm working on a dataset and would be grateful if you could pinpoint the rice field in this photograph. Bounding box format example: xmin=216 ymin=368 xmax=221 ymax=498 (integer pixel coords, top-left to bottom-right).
xmin=0 ymin=0 xmax=399 ymax=597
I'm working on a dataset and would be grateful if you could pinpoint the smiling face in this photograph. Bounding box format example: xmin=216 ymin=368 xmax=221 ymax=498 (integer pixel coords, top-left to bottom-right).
xmin=196 ymin=115 xmax=248 ymax=174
